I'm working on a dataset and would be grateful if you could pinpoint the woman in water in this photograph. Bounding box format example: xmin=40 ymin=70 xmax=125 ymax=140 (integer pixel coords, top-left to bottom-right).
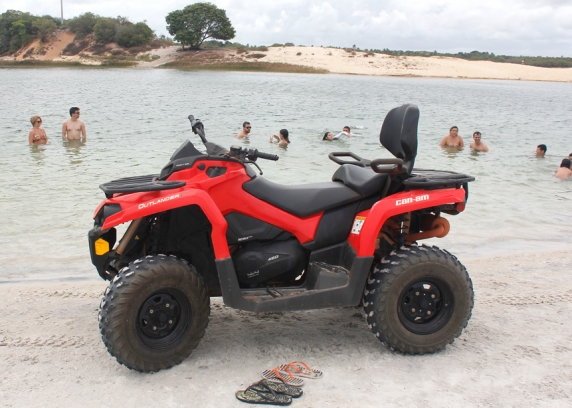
xmin=323 ymin=126 xmax=352 ymax=141
xmin=440 ymin=126 xmax=464 ymax=148
xmin=270 ymin=129 xmax=290 ymax=147
xmin=28 ymin=115 xmax=49 ymax=145
xmin=554 ymin=158 xmax=572 ymax=179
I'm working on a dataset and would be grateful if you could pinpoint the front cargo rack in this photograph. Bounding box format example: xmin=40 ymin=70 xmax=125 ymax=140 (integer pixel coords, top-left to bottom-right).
xmin=99 ymin=174 xmax=186 ymax=198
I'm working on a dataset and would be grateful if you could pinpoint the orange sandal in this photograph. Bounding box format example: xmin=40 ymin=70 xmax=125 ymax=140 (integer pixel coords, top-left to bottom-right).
xmin=262 ymin=367 xmax=304 ymax=386
xmin=280 ymin=361 xmax=323 ymax=379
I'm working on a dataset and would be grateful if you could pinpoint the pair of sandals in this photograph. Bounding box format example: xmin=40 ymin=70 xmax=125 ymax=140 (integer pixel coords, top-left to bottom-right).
xmin=235 ymin=362 xmax=322 ymax=405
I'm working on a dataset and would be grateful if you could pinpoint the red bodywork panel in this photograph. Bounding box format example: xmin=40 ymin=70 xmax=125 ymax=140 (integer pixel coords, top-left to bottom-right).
xmin=96 ymin=160 xmax=322 ymax=259
xmin=347 ymin=188 xmax=466 ymax=256
xmin=95 ymin=159 xmax=466 ymax=260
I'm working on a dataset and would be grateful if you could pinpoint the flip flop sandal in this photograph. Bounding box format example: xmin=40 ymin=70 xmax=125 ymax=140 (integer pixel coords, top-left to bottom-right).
xmin=262 ymin=368 xmax=305 ymax=387
xmin=282 ymin=361 xmax=323 ymax=379
xmin=236 ymin=381 xmax=292 ymax=406
xmin=251 ymin=379 xmax=303 ymax=398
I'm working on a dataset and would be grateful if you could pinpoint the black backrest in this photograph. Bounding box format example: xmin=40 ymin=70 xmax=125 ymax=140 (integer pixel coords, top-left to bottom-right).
xmin=379 ymin=104 xmax=419 ymax=175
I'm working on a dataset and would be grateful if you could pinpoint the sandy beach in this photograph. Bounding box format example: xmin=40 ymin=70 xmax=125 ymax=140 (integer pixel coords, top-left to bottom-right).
xmin=1 ymin=249 xmax=571 ymax=407
xmin=5 ymin=29 xmax=572 ymax=82
xmin=261 ymin=46 xmax=572 ymax=82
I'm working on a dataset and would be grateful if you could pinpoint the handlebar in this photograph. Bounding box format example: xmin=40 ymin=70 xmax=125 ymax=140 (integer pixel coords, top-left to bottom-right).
xmin=188 ymin=115 xmax=207 ymax=144
xmin=255 ymin=151 xmax=279 ymax=161
xmin=229 ymin=145 xmax=279 ymax=162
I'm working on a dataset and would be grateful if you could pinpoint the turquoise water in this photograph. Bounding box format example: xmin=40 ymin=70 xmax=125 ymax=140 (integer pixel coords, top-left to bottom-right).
xmin=0 ymin=68 xmax=570 ymax=282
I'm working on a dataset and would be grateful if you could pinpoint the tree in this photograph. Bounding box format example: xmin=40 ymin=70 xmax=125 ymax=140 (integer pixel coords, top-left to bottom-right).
xmin=94 ymin=18 xmax=117 ymax=43
xmin=33 ymin=17 xmax=57 ymax=42
xmin=115 ymin=21 xmax=154 ymax=47
xmin=66 ymin=12 xmax=99 ymax=39
xmin=166 ymin=2 xmax=235 ymax=50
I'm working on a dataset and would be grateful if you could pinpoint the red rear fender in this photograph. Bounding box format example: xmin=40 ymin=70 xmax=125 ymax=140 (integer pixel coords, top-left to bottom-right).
xmin=347 ymin=188 xmax=467 ymax=256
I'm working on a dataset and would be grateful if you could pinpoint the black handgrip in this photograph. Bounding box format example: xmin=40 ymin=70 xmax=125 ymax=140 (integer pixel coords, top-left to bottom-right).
xmin=255 ymin=150 xmax=279 ymax=161
xmin=188 ymin=114 xmax=207 ymax=144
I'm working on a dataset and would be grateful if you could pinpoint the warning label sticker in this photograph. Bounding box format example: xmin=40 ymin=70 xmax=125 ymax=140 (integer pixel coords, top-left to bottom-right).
xmin=351 ymin=216 xmax=366 ymax=234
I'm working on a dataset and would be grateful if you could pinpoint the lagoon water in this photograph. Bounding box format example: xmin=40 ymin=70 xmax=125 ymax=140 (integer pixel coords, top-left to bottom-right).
xmin=0 ymin=68 xmax=571 ymax=283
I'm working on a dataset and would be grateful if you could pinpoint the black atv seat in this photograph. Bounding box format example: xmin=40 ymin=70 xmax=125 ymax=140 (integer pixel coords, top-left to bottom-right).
xmin=332 ymin=164 xmax=390 ymax=197
xmin=243 ymin=177 xmax=363 ymax=218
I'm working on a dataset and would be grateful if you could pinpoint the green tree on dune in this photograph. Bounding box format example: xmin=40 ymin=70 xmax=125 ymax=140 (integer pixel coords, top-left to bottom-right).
xmin=165 ymin=2 xmax=235 ymax=50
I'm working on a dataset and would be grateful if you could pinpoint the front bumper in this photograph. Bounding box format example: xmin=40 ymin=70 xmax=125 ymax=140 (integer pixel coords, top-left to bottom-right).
xmin=88 ymin=227 xmax=117 ymax=280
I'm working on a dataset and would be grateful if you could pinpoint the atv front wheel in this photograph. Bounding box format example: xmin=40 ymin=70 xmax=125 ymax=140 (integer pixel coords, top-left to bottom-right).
xmin=99 ymin=255 xmax=210 ymax=372
xmin=363 ymin=245 xmax=473 ymax=354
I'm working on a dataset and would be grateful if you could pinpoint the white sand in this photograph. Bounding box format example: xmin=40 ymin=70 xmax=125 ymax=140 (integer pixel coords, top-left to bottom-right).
xmin=1 ymin=249 xmax=571 ymax=407
xmin=261 ymin=46 xmax=572 ymax=82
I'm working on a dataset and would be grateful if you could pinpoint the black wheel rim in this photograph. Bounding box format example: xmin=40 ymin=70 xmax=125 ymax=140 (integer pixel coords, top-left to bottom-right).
xmin=398 ymin=277 xmax=454 ymax=335
xmin=137 ymin=288 xmax=191 ymax=349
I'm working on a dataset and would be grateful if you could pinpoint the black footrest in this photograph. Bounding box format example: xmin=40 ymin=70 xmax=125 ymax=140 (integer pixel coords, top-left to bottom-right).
xmin=404 ymin=169 xmax=475 ymax=190
xmin=100 ymin=174 xmax=186 ymax=198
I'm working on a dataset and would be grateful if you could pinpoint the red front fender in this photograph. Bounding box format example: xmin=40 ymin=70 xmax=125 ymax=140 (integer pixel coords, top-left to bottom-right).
xmin=100 ymin=189 xmax=230 ymax=259
xmin=347 ymin=188 xmax=466 ymax=256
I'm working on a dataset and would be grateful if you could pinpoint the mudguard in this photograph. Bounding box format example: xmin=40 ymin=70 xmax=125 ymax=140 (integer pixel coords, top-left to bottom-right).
xmin=347 ymin=187 xmax=466 ymax=256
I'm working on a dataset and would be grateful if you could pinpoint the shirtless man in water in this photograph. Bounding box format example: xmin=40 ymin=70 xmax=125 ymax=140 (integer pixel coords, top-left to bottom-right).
xmin=235 ymin=121 xmax=251 ymax=139
xmin=440 ymin=126 xmax=464 ymax=148
xmin=469 ymin=131 xmax=488 ymax=152
xmin=62 ymin=107 xmax=86 ymax=141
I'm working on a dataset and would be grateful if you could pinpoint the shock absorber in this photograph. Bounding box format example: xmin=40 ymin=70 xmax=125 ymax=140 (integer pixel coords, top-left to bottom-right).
xmin=377 ymin=212 xmax=411 ymax=250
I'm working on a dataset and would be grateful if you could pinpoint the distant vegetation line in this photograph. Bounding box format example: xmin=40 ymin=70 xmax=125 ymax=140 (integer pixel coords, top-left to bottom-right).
xmin=201 ymin=41 xmax=572 ymax=69
xmin=2 ymin=8 xmax=571 ymax=68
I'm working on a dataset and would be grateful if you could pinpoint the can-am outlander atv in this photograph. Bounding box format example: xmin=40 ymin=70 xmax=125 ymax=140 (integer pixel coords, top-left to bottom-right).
xmin=89 ymin=104 xmax=475 ymax=372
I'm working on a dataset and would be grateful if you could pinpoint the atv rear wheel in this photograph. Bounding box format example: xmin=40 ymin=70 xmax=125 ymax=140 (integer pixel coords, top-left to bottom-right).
xmin=99 ymin=255 xmax=209 ymax=372
xmin=363 ymin=245 xmax=473 ymax=354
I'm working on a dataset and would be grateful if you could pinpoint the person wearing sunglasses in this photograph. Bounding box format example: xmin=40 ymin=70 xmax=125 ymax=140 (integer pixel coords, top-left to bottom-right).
xmin=62 ymin=107 xmax=86 ymax=141
xmin=236 ymin=121 xmax=252 ymax=139
xmin=28 ymin=115 xmax=49 ymax=145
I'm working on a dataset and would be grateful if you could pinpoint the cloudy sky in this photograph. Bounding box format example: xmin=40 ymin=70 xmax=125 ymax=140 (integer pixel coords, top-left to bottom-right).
xmin=3 ymin=0 xmax=572 ymax=57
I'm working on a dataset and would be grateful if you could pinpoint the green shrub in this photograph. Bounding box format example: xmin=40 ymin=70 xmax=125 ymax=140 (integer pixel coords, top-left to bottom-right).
xmin=94 ymin=18 xmax=117 ymax=43
xmin=115 ymin=21 xmax=154 ymax=47
xmin=66 ymin=12 xmax=99 ymax=39
xmin=32 ymin=18 xmax=57 ymax=42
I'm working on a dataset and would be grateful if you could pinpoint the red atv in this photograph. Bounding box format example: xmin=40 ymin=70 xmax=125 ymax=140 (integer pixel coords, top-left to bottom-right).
xmin=90 ymin=104 xmax=475 ymax=372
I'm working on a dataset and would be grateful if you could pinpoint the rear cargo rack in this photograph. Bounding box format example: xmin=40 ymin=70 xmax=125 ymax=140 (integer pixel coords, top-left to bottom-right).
xmin=404 ymin=169 xmax=475 ymax=190
xmin=99 ymin=174 xmax=186 ymax=198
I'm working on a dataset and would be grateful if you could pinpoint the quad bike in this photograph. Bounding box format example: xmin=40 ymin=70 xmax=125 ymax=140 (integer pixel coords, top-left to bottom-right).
xmin=89 ymin=104 xmax=475 ymax=372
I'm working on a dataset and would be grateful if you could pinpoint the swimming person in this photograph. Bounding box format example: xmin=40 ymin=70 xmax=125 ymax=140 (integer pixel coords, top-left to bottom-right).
xmin=440 ymin=126 xmax=464 ymax=148
xmin=28 ymin=115 xmax=48 ymax=145
xmin=323 ymin=132 xmax=334 ymax=141
xmin=554 ymin=159 xmax=572 ymax=179
xmin=469 ymin=131 xmax=488 ymax=152
xmin=270 ymin=129 xmax=290 ymax=147
xmin=535 ymin=144 xmax=547 ymax=157
xmin=323 ymin=126 xmax=352 ymax=141
xmin=236 ymin=121 xmax=251 ymax=139
xmin=62 ymin=107 xmax=86 ymax=141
